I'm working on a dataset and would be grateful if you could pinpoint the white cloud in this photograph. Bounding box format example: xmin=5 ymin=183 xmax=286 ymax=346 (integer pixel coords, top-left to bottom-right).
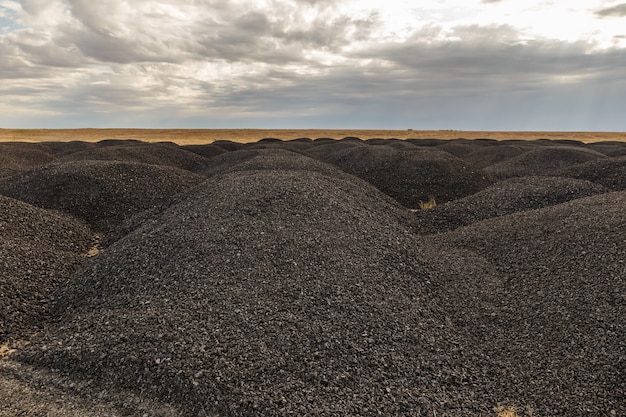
xmin=0 ymin=0 xmax=625 ymax=129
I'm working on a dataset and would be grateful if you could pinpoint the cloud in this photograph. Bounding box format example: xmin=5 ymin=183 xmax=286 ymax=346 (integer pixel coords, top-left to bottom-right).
xmin=596 ymin=3 xmax=626 ymax=17
xmin=1 ymin=1 xmax=626 ymax=130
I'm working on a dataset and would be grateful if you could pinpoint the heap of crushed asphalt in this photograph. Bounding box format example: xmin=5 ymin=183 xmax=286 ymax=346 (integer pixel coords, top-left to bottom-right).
xmin=0 ymin=143 xmax=56 ymax=179
xmin=0 ymin=195 xmax=92 ymax=341
xmin=0 ymin=161 xmax=205 ymax=232
xmin=484 ymin=146 xmax=607 ymax=178
xmin=0 ymin=137 xmax=624 ymax=417
xmin=411 ymin=176 xmax=608 ymax=234
xmin=60 ymin=141 xmax=207 ymax=171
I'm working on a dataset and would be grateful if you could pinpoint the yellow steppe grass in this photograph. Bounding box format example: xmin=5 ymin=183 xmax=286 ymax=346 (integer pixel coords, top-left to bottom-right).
xmin=1 ymin=128 xmax=625 ymax=145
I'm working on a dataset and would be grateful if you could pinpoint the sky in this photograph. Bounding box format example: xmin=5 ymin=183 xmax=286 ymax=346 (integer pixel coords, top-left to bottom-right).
xmin=1 ymin=0 xmax=625 ymax=130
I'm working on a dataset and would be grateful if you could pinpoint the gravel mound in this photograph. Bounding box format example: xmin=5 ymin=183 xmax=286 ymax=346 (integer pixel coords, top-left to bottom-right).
xmin=180 ymin=144 xmax=227 ymax=159
xmin=60 ymin=142 xmax=207 ymax=171
xmin=557 ymin=155 xmax=626 ymax=191
xmin=41 ymin=141 xmax=96 ymax=156
xmin=484 ymin=146 xmax=606 ymax=178
xmin=423 ymin=192 xmax=626 ymax=416
xmin=308 ymin=143 xmax=493 ymax=207
xmin=586 ymin=141 xmax=626 ymax=157
xmin=196 ymin=148 xmax=344 ymax=179
xmin=463 ymin=145 xmax=532 ymax=169
xmin=17 ymin=166 xmax=491 ymax=416
xmin=411 ymin=176 xmax=608 ymax=234
xmin=0 ymin=161 xmax=205 ymax=232
xmin=0 ymin=143 xmax=56 ymax=178
xmin=3 ymin=138 xmax=625 ymax=416
xmin=0 ymin=196 xmax=91 ymax=341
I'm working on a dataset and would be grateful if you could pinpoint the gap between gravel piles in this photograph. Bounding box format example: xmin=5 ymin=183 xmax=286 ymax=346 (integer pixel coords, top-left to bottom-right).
xmin=1 ymin=138 xmax=625 ymax=416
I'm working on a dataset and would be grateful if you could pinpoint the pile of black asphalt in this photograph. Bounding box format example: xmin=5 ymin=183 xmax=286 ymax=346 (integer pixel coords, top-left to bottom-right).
xmin=557 ymin=155 xmax=626 ymax=191
xmin=0 ymin=160 xmax=205 ymax=232
xmin=0 ymin=195 xmax=92 ymax=341
xmin=0 ymin=142 xmax=56 ymax=178
xmin=484 ymin=146 xmax=607 ymax=178
xmin=304 ymin=141 xmax=493 ymax=207
xmin=411 ymin=176 xmax=608 ymax=234
xmin=59 ymin=141 xmax=208 ymax=171
xmin=0 ymin=138 xmax=624 ymax=417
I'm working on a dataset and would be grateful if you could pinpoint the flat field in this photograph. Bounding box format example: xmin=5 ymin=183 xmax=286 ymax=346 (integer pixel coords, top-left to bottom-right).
xmin=1 ymin=128 xmax=625 ymax=144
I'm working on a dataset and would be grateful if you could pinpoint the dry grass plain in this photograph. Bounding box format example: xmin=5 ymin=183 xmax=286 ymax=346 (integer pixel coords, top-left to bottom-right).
xmin=1 ymin=128 xmax=625 ymax=144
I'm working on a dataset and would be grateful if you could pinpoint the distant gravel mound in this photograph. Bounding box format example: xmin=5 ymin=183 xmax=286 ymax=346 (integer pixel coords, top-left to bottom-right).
xmin=41 ymin=141 xmax=96 ymax=156
xmin=309 ymin=143 xmax=493 ymax=207
xmin=0 ymin=161 xmax=205 ymax=232
xmin=484 ymin=146 xmax=606 ymax=178
xmin=0 ymin=143 xmax=56 ymax=178
xmin=424 ymin=192 xmax=626 ymax=415
xmin=0 ymin=196 xmax=91 ymax=341
xmin=180 ymin=144 xmax=227 ymax=159
xmin=557 ymin=155 xmax=626 ymax=191
xmin=412 ymin=176 xmax=608 ymax=234
xmin=586 ymin=141 xmax=626 ymax=157
xmin=196 ymin=148 xmax=345 ymax=179
xmin=18 ymin=166 xmax=484 ymax=416
xmin=60 ymin=142 xmax=207 ymax=171
xmin=463 ymin=145 xmax=531 ymax=169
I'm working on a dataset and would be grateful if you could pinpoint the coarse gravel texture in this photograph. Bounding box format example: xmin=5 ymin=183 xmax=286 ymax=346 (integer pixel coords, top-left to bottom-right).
xmin=60 ymin=141 xmax=208 ymax=171
xmin=0 ymin=160 xmax=206 ymax=232
xmin=18 ymin=166 xmax=487 ymax=416
xmin=484 ymin=146 xmax=607 ymax=178
xmin=0 ymin=142 xmax=57 ymax=178
xmin=462 ymin=145 xmax=533 ymax=169
xmin=557 ymin=155 xmax=626 ymax=191
xmin=305 ymin=142 xmax=493 ymax=207
xmin=1 ymin=138 xmax=625 ymax=417
xmin=0 ymin=195 xmax=92 ymax=341
xmin=421 ymin=191 xmax=626 ymax=416
xmin=411 ymin=176 xmax=608 ymax=234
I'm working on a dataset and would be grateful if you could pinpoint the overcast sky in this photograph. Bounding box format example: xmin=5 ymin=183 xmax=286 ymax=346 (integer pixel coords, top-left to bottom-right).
xmin=1 ymin=0 xmax=625 ymax=130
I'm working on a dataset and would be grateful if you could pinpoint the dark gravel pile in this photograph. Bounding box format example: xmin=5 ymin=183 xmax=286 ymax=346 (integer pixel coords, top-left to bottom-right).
xmin=2 ymin=138 xmax=625 ymax=417
xmin=0 ymin=161 xmax=205 ymax=232
xmin=557 ymin=155 xmax=626 ymax=191
xmin=41 ymin=141 xmax=96 ymax=156
xmin=180 ymin=144 xmax=228 ymax=159
xmin=586 ymin=141 xmax=626 ymax=157
xmin=422 ymin=191 xmax=626 ymax=416
xmin=18 ymin=163 xmax=491 ymax=416
xmin=196 ymin=148 xmax=345 ymax=179
xmin=484 ymin=146 xmax=606 ymax=178
xmin=60 ymin=141 xmax=208 ymax=171
xmin=411 ymin=176 xmax=608 ymax=234
xmin=462 ymin=144 xmax=532 ymax=169
xmin=0 ymin=195 xmax=92 ymax=341
xmin=0 ymin=142 xmax=56 ymax=178
xmin=306 ymin=143 xmax=493 ymax=207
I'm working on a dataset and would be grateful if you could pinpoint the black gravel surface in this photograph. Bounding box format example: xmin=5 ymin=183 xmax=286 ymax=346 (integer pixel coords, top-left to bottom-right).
xmin=462 ymin=145 xmax=532 ymax=169
xmin=422 ymin=192 xmax=626 ymax=416
xmin=484 ymin=146 xmax=606 ymax=178
xmin=557 ymin=155 xmax=626 ymax=191
xmin=0 ymin=161 xmax=205 ymax=232
xmin=60 ymin=141 xmax=208 ymax=171
xmin=1 ymin=138 xmax=625 ymax=417
xmin=180 ymin=144 xmax=228 ymax=159
xmin=0 ymin=142 xmax=56 ymax=178
xmin=306 ymin=143 xmax=493 ymax=207
xmin=411 ymin=176 xmax=608 ymax=234
xmin=586 ymin=141 xmax=626 ymax=157
xmin=0 ymin=195 xmax=92 ymax=341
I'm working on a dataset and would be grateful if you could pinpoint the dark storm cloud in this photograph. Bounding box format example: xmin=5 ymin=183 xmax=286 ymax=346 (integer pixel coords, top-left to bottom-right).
xmin=596 ymin=3 xmax=626 ymax=17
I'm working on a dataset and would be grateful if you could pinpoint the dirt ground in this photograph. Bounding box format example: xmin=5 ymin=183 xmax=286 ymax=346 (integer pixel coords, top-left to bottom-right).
xmin=1 ymin=128 xmax=625 ymax=144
